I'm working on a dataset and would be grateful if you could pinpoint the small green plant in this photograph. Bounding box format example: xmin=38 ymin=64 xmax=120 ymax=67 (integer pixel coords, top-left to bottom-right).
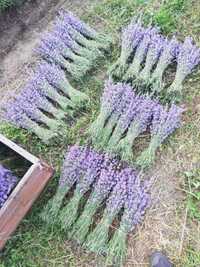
xmin=153 ymin=0 xmax=186 ymax=33
xmin=182 ymin=248 xmax=200 ymax=267
xmin=184 ymin=169 xmax=200 ymax=221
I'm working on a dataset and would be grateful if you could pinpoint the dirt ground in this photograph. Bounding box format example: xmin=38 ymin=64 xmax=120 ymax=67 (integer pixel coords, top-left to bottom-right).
xmin=0 ymin=1 xmax=199 ymax=266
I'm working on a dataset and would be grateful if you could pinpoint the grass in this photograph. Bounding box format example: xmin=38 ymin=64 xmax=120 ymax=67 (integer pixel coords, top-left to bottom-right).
xmin=0 ymin=0 xmax=200 ymax=266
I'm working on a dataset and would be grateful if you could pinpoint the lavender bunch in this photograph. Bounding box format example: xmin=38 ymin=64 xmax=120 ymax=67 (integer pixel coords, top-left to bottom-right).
xmin=41 ymin=145 xmax=90 ymax=225
xmin=2 ymin=95 xmax=56 ymax=143
xmin=139 ymin=34 xmax=165 ymax=84
xmin=31 ymin=71 xmax=76 ymax=112
xmin=22 ymin=83 xmax=67 ymax=120
xmin=109 ymin=20 xmax=145 ymax=78
xmin=107 ymin=94 xmax=141 ymax=154
xmin=94 ymin=83 xmax=133 ymax=150
xmin=123 ymin=27 xmax=159 ymax=80
xmin=59 ymin=10 xmax=111 ymax=55
xmin=136 ymin=104 xmax=183 ymax=169
xmin=69 ymin=156 xmax=119 ymax=244
xmin=59 ymin=150 xmax=104 ymax=231
xmin=37 ymin=62 xmax=89 ymax=106
xmin=53 ymin=16 xmax=99 ymax=62
xmin=0 ymin=165 xmax=18 ymax=208
xmin=116 ymin=97 xmax=156 ymax=162
xmin=84 ymin=168 xmax=133 ymax=253
xmin=151 ymin=36 xmax=180 ymax=92
xmin=58 ymin=9 xmax=111 ymax=51
xmin=168 ymin=37 xmax=200 ymax=97
xmin=88 ymin=81 xmax=125 ymax=143
xmin=19 ymin=85 xmax=64 ymax=131
xmin=106 ymin=174 xmax=150 ymax=266
xmin=37 ymin=34 xmax=91 ymax=80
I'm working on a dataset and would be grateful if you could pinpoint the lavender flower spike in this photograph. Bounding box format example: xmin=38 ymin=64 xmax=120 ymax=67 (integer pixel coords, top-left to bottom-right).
xmin=59 ymin=150 xmax=104 ymax=231
xmin=88 ymin=81 xmax=125 ymax=143
xmin=168 ymin=37 xmax=200 ymax=96
xmin=151 ymin=36 xmax=180 ymax=92
xmin=109 ymin=20 xmax=144 ymax=78
xmin=116 ymin=97 xmax=155 ymax=162
xmin=95 ymin=83 xmax=133 ymax=150
xmin=69 ymin=156 xmax=119 ymax=244
xmin=84 ymin=168 xmax=133 ymax=253
xmin=58 ymin=9 xmax=111 ymax=50
xmin=139 ymin=34 xmax=165 ymax=84
xmin=107 ymin=94 xmax=141 ymax=153
xmin=0 ymin=165 xmax=18 ymax=208
xmin=136 ymin=104 xmax=183 ymax=169
xmin=2 ymin=97 xmax=56 ymax=143
xmin=123 ymin=26 xmax=159 ymax=80
xmin=37 ymin=62 xmax=89 ymax=106
xmin=106 ymin=174 xmax=150 ymax=266
xmin=41 ymin=146 xmax=90 ymax=225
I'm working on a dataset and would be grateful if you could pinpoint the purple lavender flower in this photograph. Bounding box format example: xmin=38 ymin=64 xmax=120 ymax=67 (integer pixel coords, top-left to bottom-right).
xmin=168 ymin=37 xmax=200 ymax=95
xmin=136 ymin=104 xmax=183 ymax=168
xmin=124 ymin=26 xmax=159 ymax=80
xmin=84 ymin=167 xmax=134 ymax=253
xmin=2 ymin=94 xmax=55 ymax=143
xmin=109 ymin=20 xmax=145 ymax=78
xmin=59 ymin=149 xmax=104 ymax=230
xmin=95 ymin=82 xmax=134 ymax=150
xmin=37 ymin=33 xmax=91 ymax=79
xmin=151 ymin=36 xmax=180 ymax=92
xmin=116 ymin=96 xmax=157 ymax=162
xmin=0 ymin=165 xmax=18 ymax=208
xmin=58 ymin=9 xmax=111 ymax=50
xmin=106 ymin=173 xmax=150 ymax=266
xmin=139 ymin=34 xmax=166 ymax=83
xmin=89 ymin=80 xmax=126 ymax=142
xmin=37 ymin=62 xmax=88 ymax=105
xmin=107 ymin=93 xmax=141 ymax=152
xmin=41 ymin=145 xmax=90 ymax=224
xmin=70 ymin=155 xmax=119 ymax=244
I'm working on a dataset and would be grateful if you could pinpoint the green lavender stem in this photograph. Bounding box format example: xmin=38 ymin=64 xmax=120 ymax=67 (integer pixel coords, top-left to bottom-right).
xmin=136 ymin=135 xmax=161 ymax=169
xmin=69 ymin=201 xmax=99 ymax=244
xmin=84 ymin=212 xmax=114 ymax=253
xmin=59 ymin=191 xmax=82 ymax=231
xmin=40 ymin=186 xmax=70 ymax=225
xmin=106 ymin=223 xmax=128 ymax=267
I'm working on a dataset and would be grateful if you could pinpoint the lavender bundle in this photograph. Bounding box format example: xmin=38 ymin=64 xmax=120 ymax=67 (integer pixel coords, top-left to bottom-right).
xmin=37 ymin=62 xmax=89 ymax=106
xmin=69 ymin=156 xmax=119 ymax=244
xmin=106 ymin=174 xmax=150 ymax=266
xmin=150 ymin=36 xmax=180 ymax=92
xmin=88 ymin=81 xmax=125 ymax=143
xmin=107 ymin=93 xmax=141 ymax=153
xmin=0 ymin=165 xmax=18 ymax=208
xmin=84 ymin=168 xmax=132 ymax=253
xmin=2 ymin=93 xmax=57 ymax=143
xmin=136 ymin=104 xmax=183 ymax=169
xmin=139 ymin=34 xmax=165 ymax=85
xmin=37 ymin=34 xmax=91 ymax=80
xmin=41 ymin=145 xmax=90 ymax=225
xmin=59 ymin=150 xmax=104 ymax=231
xmin=115 ymin=96 xmax=156 ymax=162
xmin=94 ymin=83 xmax=133 ymax=150
xmin=58 ymin=10 xmax=111 ymax=51
xmin=168 ymin=37 xmax=200 ymax=97
xmin=37 ymin=10 xmax=111 ymax=80
xmin=109 ymin=20 xmax=145 ymax=78
xmin=123 ymin=26 xmax=159 ymax=80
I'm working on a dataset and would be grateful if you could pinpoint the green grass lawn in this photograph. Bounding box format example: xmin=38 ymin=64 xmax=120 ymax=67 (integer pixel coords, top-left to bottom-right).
xmin=0 ymin=0 xmax=200 ymax=266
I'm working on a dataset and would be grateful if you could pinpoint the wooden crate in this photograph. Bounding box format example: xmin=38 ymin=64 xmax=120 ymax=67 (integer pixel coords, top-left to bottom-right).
xmin=0 ymin=134 xmax=54 ymax=250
